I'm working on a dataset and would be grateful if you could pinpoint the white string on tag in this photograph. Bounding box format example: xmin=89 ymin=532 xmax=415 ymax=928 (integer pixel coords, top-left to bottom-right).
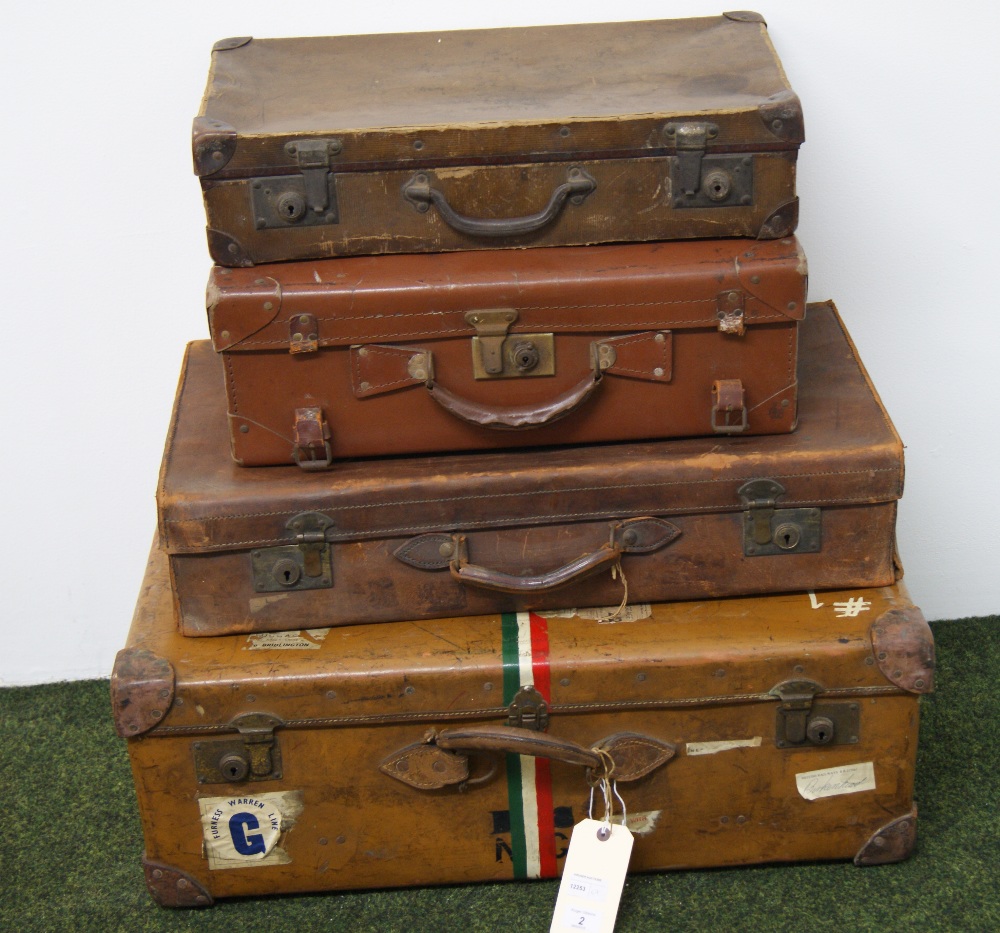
xmin=597 ymin=559 xmax=629 ymax=624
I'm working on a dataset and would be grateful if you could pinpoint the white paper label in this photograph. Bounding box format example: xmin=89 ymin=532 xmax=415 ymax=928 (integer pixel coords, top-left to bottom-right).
xmin=623 ymin=810 xmax=661 ymax=836
xmin=550 ymin=820 xmax=633 ymax=933
xmin=244 ymin=629 xmax=330 ymax=650
xmin=539 ymin=605 xmax=652 ymax=622
xmin=796 ymin=762 xmax=876 ymax=800
xmin=198 ymin=791 xmax=304 ymax=870
xmin=686 ymin=737 xmax=762 ymax=757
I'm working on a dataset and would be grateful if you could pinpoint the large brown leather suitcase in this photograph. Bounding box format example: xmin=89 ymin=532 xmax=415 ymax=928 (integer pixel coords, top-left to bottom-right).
xmin=159 ymin=301 xmax=904 ymax=636
xmin=195 ymin=13 xmax=802 ymax=267
xmin=114 ymin=543 xmax=933 ymax=906
xmin=210 ymin=238 xmax=807 ymax=468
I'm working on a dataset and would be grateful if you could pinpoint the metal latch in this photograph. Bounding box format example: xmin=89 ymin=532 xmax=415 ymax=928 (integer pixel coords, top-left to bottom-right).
xmin=664 ymin=122 xmax=753 ymax=209
xmin=292 ymin=407 xmax=333 ymax=470
xmin=251 ymin=511 xmax=335 ymax=593
xmin=250 ymin=138 xmax=342 ymax=229
xmin=738 ymin=479 xmax=821 ymax=557
xmin=771 ymin=680 xmax=860 ymax=748
xmin=466 ymin=309 xmax=555 ymax=380
xmin=507 ymin=685 xmax=549 ymax=732
xmin=193 ymin=713 xmax=283 ymax=784
xmin=711 ymin=379 xmax=748 ymax=434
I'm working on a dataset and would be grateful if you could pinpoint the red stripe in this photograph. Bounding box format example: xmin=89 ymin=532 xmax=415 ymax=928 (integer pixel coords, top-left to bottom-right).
xmin=528 ymin=613 xmax=558 ymax=878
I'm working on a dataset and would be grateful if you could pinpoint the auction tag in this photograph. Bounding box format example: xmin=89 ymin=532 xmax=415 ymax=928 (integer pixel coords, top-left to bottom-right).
xmin=549 ymin=819 xmax=634 ymax=933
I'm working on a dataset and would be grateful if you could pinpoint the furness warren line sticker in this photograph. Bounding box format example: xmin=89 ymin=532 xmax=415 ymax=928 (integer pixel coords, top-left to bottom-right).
xmin=198 ymin=790 xmax=304 ymax=869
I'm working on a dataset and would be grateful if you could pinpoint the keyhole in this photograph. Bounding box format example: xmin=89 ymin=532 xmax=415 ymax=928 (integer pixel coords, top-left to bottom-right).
xmin=806 ymin=716 xmax=835 ymax=746
xmin=773 ymin=522 xmax=801 ymax=551
xmin=219 ymin=753 xmax=250 ymax=782
xmin=276 ymin=191 xmax=306 ymax=223
xmin=272 ymin=558 xmax=302 ymax=587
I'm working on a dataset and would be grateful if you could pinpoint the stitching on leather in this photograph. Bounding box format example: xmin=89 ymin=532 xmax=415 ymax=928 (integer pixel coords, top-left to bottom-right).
xmin=605 ymin=332 xmax=671 ymax=378
xmin=352 ymin=345 xmax=421 ymax=394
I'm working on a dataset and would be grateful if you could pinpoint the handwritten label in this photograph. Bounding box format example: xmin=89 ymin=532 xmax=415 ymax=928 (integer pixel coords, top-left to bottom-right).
xmin=686 ymin=737 xmax=762 ymax=757
xmin=550 ymin=820 xmax=633 ymax=933
xmin=796 ymin=762 xmax=876 ymax=800
xmin=244 ymin=629 xmax=330 ymax=650
xmin=624 ymin=810 xmax=661 ymax=836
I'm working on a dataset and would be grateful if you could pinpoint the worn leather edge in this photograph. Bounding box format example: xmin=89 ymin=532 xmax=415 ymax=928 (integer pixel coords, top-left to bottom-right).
xmin=724 ymin=11 xmax=767 ymax=25
xmin=212 ymin=36 xmax=252 ymax=52
xmin=143 ymin=855 xmax=214 ymax=907
xmin=870 ymin=606 xmax=935 ymax=694
xmin=111 ymin=647 xmax=175 ymax=738
xmin=756 ymin=197 xmax=798 ymax=239
xmin=192 ymin=116 xmax=237 ymax=177
xmin=206 ymin=228 xmax=253 ymax=267
xmin=853 ymin=806 xmax=918 ymax=866
xmin=758 ymin=90 xmax=804 ymax=143
xmin=596 ymin=732 xmax=676 ymax=782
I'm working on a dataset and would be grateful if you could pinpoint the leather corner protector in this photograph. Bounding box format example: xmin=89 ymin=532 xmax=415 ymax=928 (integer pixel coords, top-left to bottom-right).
xmin=212 ymin=36 xmax=252 ymax=52
xmin=871 ymin=606 xmax=935 ymax=694
xmin=854 ymin=807 xmax=917 ymax=866
xmin=618 ymin=517 xmax=681 ymax=554
xmin=111 ymin=647 xmax=175 ymax=738
xmin=757 ymin=198 xmax=799 ymax=240
xmin=394 ymin=534 xmax=455 ymax=570
xmin=192 ymin=116 xmax=237 ymax=177
xmin=142 ymin=855 xmax=213 ymax=907
xmin=724 ymin=11 xmax=767 ymax=25
xmin=206 ymin=228 xmax=253 ymax=268
xmin=758 ymin=90 xmax=805 ymax=143
xmin=379 ymin=743 xmax=470 ymax=789
xmin=597 ymin=733 xmax=676 ymax=782
xmin=209 ymin=275 xmax=282 ymax=350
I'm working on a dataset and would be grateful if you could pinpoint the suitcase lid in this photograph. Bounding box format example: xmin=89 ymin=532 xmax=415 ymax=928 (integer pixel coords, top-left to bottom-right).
xmin=114 ymin=543 xmax=933 ymax=741
xmin=158 ymin=302 xmax=901 ymax=554
xmin=194 ymin=14 xmax=802 ymax=180
xmin=207 ymin=239 xmax=807 ymax=352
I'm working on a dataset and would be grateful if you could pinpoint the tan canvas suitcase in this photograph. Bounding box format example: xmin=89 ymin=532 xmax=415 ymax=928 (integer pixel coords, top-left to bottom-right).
xmin=195 ymin=13 xmax=802 ymax=266
xmin=159 ymin=301 xmax=904 ymax=636
xmin=113 ymin=543 xmax=933 ymax=906
xmin=208 ymin=238 xmax=807 ymax=468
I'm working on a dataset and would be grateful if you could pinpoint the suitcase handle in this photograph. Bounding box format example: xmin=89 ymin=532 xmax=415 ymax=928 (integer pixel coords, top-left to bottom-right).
xmin=380 ymin=726 xmax=676 ymax=790
xmin=402 ymin=167 xmax=597 ymax=237
xmin=393 ymin=517 xmax=681 ymax=594
xmin=428 ymin=369 xmax=601 ymax=429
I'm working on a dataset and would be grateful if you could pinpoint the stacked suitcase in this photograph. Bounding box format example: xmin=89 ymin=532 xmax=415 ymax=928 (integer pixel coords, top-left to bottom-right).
xmin=113 ymin=13 xmax=935 ymax=912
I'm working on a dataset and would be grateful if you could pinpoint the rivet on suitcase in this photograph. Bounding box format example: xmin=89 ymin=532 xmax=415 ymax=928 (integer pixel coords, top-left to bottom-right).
xmin=158 ymin=301 xmax=904 ymax=636
xmin=114 ymin=543 xmax=932 ymax=905
xmin=194 ymin=13 xmax=803 ymax=266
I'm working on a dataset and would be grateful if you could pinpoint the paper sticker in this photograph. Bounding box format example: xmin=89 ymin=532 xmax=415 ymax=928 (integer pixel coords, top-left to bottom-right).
xmin=550 ymin=820 xmax=633 ymax=933
xmin=686 ymin=737 xmax=762 ymax=757
xmin=244 ymin=629 xmax=330 ymax=650
xmin=538 ymin=605 xmax=653 ymax=623
xmin=198 ymin=791 xmax=304 ymax=870
xmin=795 ymin=762 xmax=876 ymax=801
xmin=623 ymin=810 xmax=661 ymax=836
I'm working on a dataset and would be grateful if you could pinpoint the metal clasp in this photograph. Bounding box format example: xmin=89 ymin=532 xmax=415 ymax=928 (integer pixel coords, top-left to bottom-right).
xmin=771 ymin=680 xmax=860 ymax=749
xmin=507 ymin=685 xmax=550 ymax=732
xmin=250 ymin=512 xmax=335 ymax=593
xmin=738 ymin=479 xmax=822 ymax=557
xmin=664 ymin=121 xmax=753 ymax=208
xmin=193 ymin=713 xmax=283 ymax=785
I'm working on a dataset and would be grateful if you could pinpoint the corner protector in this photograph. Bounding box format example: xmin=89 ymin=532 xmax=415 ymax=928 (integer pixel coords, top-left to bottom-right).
xmin=870 ymin=606 xmax=936 ymax=694
xmin=111 ymin=647 xmax=175 ymax=738
xmin=758 ymin=90 xmax=805 ymax=143
xmin=206 ymin=228 xmax=253 ymax=268
xmin=756 ymin=198 xmax=798 ymax=240
xmin=143 ymin=855 xmax=213 ymax=907
xmin=192 ymin=116 xmax=237 ymax=177
xmin=213 ymin=36 xmax=252 ymax=52
xmin=724 ymin=11 xmax=767 ymax=25
xmin=854 ymin=806 xmax=917 ymax=866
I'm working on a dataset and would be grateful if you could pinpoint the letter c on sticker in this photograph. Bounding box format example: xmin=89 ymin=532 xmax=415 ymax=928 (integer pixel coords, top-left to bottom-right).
xmin=229 ymin=811 xmax=266 ymax=855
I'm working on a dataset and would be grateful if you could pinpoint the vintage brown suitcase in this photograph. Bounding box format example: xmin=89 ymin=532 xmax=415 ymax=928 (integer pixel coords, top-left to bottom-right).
xmin=195 ymin=13 xmax=802 ymax=267
xmin=114 ymin=542 xmax=933 ymax=906
xmin=159 ymin=301 xmax=904 ymax=636
xmin=209 ymin=237 xmax=808 ymax=468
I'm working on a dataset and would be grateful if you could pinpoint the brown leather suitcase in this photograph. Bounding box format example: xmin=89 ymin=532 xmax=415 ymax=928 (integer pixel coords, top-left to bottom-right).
xmin=195 ymin=13 xmax=802 ymax=267
xmin=210 ymin=238 xmax=807 ymax=468
xmin=114 ymin=542 xmax=932 ymax=906
xmin=159 ymin=301 xmax=904 ymax=636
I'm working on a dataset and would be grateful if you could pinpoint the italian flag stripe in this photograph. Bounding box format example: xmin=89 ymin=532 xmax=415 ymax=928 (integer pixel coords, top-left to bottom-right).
xmin=500 ymin=611 xmax=557 ymax=879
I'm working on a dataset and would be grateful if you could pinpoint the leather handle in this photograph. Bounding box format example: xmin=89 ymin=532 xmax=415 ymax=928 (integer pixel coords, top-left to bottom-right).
xmin=402 ymin=167 xmax=597 ymax=237
xmin=394 ymin=518 xmax=681 ymax=595
xmin=428 ymin=370 xmax=601 ymax=430
xmin=379 ymin=728 xmax=676 ymax=790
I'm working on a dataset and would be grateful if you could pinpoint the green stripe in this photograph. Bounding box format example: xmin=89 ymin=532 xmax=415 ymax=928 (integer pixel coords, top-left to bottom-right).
xmin=500 ymin=612 xmax=527 ymax=878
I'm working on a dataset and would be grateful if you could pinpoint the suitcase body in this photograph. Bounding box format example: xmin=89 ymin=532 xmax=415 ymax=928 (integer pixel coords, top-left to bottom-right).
xmin=159 ymin=301 xmax=904 ymax=636
xmin=114 ymin=544 xmax=933 ymax=906
xmin=195 ymin=13 xmax=802 ymax=267
xmin=210 ymin=238 xmax=807 ymax=467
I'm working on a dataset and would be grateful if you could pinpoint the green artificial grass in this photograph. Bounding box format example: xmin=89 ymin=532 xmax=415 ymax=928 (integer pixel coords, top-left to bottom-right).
xmin=1 ymin=617 xmax=998 ymax=933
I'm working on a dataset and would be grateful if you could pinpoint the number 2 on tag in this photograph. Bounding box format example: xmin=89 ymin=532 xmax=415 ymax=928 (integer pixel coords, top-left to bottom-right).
xmin=549 ymin=819 xmax=634 ymax=933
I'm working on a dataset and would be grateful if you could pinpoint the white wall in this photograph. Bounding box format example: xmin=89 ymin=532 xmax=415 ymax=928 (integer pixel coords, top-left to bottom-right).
xmin=2 ymin=1 xmax=997 ymax=685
